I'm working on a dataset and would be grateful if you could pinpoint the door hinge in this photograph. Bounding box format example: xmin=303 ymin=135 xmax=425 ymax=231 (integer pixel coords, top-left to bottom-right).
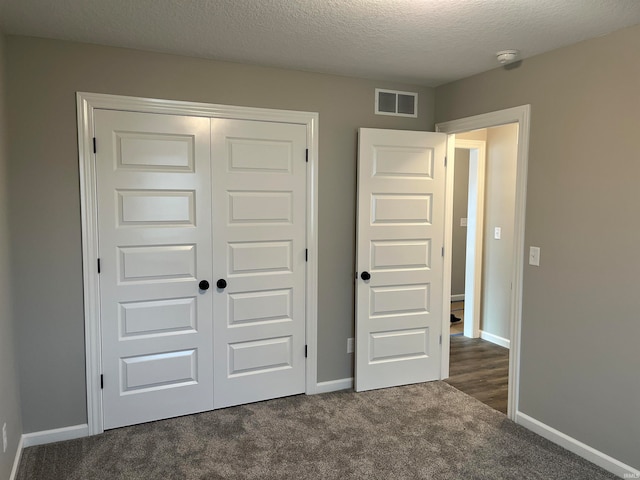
xmin=305 ymin=149 xmax=309 ymax=163
xmin=305 ymin=345 xmax=308 ymax=358
xmin=439 ymin=335 xmax=442 ymax=345
xmin=93 ymin=137 xmax=97 ymax=154
xmin=97 ymin=258 xmax=101 ymax=273
xmin=441 ymin=246 xmax=445 ymax=257
xmin=444 ymin=156 xmax=447 ymax=167
xmin=305 ymin=249 xmax=308 ymax=262
xmin=100 ymin=374 xmax=104 ymax=389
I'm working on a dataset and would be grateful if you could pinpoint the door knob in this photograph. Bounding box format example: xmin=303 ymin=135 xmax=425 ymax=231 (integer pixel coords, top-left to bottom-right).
xmin=216 ymin=279 xmax=227 ymax=289
xmin=198 ymin=280 xmax=210 ymax=291
xmin=360 ymin=271 xmax=371 ymax=281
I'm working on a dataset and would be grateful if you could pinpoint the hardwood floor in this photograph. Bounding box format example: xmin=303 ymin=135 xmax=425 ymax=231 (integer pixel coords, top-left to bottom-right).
xmin=450 ymin=300 xmax=464 ymax=335
xmin=445 ymin=335 xmax=509 ymax=414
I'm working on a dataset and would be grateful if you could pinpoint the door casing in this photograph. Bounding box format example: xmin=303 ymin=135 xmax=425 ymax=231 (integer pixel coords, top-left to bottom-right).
xmin=436 ymin=105 xmax=531 ymax=420
xmin=454 ymin=138 xmax=486 ymax=339
xmin=77 ymin=92 xmax=319 ymax=435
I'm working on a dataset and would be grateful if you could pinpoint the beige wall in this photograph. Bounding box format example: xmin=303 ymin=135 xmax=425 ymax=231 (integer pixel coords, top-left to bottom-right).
xmin=0 ymin=31 xmax=23 ymax=478
xmin=436 ymin=24 xmax=640 ymax=469
xmin=457 ymin=129 xmax=487 ymax=143
xmin=451 ymin=148 xmax=469 ymax=296
xmin=480 ymin=124 xmax=518 ymax=340
xmin=5 ymin=36 xmax=435 ymax=433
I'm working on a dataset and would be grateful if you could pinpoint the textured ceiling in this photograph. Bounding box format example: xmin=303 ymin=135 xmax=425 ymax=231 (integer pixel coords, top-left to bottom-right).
xmin=1 ymin=0 xmax=639 ymax=86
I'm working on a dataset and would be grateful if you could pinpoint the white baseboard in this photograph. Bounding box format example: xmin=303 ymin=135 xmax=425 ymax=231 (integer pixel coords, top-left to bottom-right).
xmin=516 ymin=412 xmax=639 ymax=478
xmin=450 ymin=294 xmax=465 ymax=302
xmin=315 ymin=377 xmax=353 ymax=394
xmin=480 ymin=330 xmax=510 ymax=349
xmin=22 ymin=423 xmax=89 ymax=448
xmin=9 ymin=435 xmax=24 ymax=480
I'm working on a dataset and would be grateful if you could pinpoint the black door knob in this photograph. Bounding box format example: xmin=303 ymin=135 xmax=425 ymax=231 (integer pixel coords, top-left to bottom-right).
xmin=198 ymin=280 xmax=210 ymax=291
xmin=360 ymin=271 xmax=371 ymax=281
xmin=216 ymin=279 xmax=227 ymax=289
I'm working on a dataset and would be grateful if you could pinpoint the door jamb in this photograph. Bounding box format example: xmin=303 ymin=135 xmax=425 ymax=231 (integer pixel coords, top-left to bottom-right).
xmin=77 ymin=92 xmax=320 ymax=435
xmin=454 ymin=139 xmax=486 ymax=339
xmin=436 ymin=105 xmax=530 ymax=420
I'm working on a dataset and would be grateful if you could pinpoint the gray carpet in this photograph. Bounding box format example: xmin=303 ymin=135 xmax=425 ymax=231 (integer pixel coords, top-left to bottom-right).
xmin=17 ymin=381 xmax=616 ymax=479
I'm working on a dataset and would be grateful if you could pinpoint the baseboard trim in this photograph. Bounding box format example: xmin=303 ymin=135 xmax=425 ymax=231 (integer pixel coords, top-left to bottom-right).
xmin=450 ymin=294 xmax=465 ymax=302
xmin=315 ymin=377 xmax=353 ymax=394
xmin=516 ymin=412 xmax=639 ymax=478
xmin=22 ymin=423 xmax=89 ymax=448
xmin=479 ymin=330 xmax=510 ymax=349
xmin=9 ymin=435 xmax=24 ymax=480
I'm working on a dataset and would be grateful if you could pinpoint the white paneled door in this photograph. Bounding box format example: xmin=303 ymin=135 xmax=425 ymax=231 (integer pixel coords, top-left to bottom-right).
xmin=211 ymin=119 xmax=307 ymax=408
xmin=95 ymin=110 xmax=307 ymax=429
xmin=355 ymin=128 xmax=446 ymax=392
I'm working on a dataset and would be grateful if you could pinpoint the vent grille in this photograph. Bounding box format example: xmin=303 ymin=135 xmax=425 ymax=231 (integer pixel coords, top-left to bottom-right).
xmin=375 ymin=89 xmax=418 ymax=117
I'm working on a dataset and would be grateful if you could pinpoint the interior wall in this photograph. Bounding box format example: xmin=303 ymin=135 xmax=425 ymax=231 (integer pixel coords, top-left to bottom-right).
xmin=451 ymin=148 xmax=469 ymax=297
xmin=436 ymin=23 xmax=640 ymax=469
xmin=5 ymin=35 xmax=435 ymax=433
xmin=480 ymin=124 xmax=518 ymax=340
xmin=0 ymin=30 xmax=23 ymax=478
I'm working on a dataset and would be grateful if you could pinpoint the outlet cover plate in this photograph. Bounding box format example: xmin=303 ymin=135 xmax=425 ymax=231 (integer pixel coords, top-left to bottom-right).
xmin=529 ymin=246 xmax=541 ymax=266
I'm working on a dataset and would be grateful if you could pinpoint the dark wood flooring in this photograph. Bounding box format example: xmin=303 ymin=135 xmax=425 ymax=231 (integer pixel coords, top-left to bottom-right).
xmin=445 ymin=335 xmax=509 ymax=414
xmin=450 ymin=300 xmax=464 ymax=334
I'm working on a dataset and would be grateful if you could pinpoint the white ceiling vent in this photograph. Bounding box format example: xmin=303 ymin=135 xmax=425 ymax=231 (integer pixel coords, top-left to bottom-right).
xmin=375 ymin=89 xmax=418 ymax=117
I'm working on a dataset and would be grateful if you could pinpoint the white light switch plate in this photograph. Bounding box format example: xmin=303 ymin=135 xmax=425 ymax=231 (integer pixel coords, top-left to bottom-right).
xmin=529 ymin=246 xmax=541 ymax=266
xmin=347 ymin=337 xmax=354 ymax=354
xmin=460 ymin=218 xmax=468 ymax=227
xmin=494 ymin=227 xmax=501 ymax=239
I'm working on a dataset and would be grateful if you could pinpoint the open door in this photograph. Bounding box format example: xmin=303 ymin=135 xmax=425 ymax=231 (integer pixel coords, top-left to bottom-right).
xmin=355 ymin=128 xmax=447 ymax=392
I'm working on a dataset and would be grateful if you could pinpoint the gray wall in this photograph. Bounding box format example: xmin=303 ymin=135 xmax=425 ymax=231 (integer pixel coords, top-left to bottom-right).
xmin=480 ymin=124 xmax=518 ymax=340
xmin=5 ymin=36 xmax=435 ymax=433
xmin=0 ymin=31 xmax=23 ymax=478
xmin=436 ymin=23 xmax=640 ymax=469
xmin=451 ymin=148 xmax=469 ymax=297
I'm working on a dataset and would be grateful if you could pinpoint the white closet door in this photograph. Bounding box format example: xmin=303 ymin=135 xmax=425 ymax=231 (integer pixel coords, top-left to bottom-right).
xmin=355 ymin=128 xmax=446 ymax=392
xmin=211 ymin=119 xmax=307 ymax=408
xmin=95 ymin=110 xmax=214 ymax=429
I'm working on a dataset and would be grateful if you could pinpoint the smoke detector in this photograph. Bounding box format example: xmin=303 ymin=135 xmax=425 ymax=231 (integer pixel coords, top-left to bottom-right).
xmin=496 ymin=50 xmax=520 ymax=65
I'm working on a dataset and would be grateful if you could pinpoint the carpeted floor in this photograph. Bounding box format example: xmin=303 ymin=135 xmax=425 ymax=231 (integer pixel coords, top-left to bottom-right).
xmin=17 ymin=381 xmax=616 ymax=480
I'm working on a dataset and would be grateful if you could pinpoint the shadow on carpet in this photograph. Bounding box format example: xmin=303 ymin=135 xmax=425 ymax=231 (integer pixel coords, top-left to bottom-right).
xmin=17 ymin=381 xmax=617 ymax=479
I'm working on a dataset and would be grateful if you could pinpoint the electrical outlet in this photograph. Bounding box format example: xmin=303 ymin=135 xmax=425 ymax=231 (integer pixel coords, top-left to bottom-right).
xmin=2 ymin=422 xmax=7 ymax=453
xmin=347 ymin=337 xmax=354 ymax=354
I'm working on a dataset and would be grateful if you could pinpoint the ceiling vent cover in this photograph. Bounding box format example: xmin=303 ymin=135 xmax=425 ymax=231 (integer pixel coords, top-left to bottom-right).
xmin=375 ymin=88 xmax=418 ymax=117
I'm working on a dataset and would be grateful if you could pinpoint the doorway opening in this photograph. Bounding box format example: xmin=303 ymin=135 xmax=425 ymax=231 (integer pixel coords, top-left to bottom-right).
xmin=449 ymin=136 xmax=486 ymax=340
xmin=446 ymin=126 xmax=517 ymax=414
xmin=437 ymin=105 xmax=531 ymax=421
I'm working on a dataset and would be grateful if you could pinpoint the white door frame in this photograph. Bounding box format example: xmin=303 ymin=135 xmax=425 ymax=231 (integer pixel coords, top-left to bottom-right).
xmin=453 ymin=139 xmax=486 ymax=339
xmin=437 ymin=105 xmax=530 ymax=420
xmin=77 ymin=92 xmax=319 ymax=435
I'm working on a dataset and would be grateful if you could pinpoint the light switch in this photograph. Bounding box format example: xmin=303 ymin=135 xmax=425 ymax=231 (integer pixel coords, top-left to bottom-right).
xmin=460 ymin=218 xmax=468 ymax=227
xmin=529 ymin=246 xmax=540 ymax=266
xmin=494 ymin=227 xmax=501 ymax=239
